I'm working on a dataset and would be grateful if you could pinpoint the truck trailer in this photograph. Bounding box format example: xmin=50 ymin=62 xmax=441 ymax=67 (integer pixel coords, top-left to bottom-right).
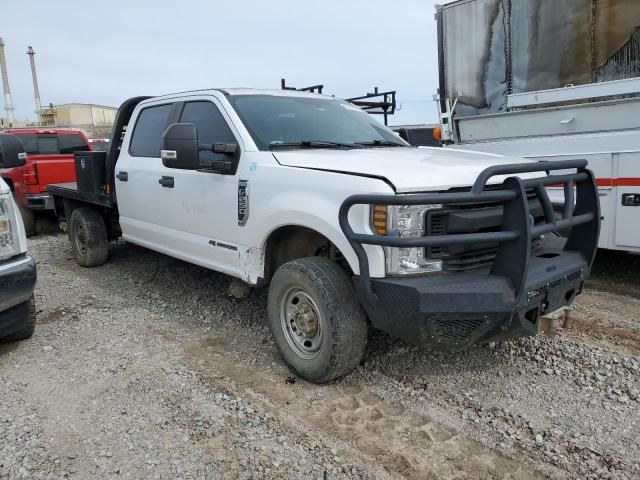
xmin=434 ymin=0 xmax=640 ymax=253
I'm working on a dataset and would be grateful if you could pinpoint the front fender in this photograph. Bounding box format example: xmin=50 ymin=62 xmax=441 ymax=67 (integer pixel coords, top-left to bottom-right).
xmin=245 ymin=166 xmax=393 ymax=282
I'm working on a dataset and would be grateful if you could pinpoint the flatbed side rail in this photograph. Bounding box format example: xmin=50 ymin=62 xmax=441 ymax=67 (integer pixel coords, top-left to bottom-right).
xmin=47 ymin=183 xmax=114 ymax=209
xmin=338 ymin=159 xmax=600 ymax=304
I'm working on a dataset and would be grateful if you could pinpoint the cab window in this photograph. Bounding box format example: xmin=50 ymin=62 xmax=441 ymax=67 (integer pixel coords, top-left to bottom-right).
xmin=179 ymin=101 xmax=236 ymax=164
xmin=129 ymin=103 xmax=173 ymax=157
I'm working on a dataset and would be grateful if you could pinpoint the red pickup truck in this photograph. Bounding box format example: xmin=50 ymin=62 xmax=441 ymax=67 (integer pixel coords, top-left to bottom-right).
xmin=0 ymin=128 xmax=92 ymax=235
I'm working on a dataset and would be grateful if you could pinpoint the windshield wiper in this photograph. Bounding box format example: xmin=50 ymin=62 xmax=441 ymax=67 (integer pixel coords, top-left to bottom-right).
xmin=268 ymin=140 xmax=358 ymax=150
xmin=354 ymin=140 xmax=405 ymax=148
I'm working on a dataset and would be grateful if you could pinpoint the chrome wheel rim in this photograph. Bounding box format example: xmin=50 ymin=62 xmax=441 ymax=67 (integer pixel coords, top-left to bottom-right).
xmin=280 ymin=287 xmax=323 ymax=360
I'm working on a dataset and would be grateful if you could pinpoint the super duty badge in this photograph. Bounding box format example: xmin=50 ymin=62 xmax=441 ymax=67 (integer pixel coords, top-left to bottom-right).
xmin=238 ymin=180 xmax=249 ymax=226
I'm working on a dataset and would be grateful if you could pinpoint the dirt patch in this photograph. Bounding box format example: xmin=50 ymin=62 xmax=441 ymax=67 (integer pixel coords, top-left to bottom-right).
xmin=181 ymin=334 xmax=542 ymax=479
xmin=39 ymin=306 xmax=78 ymax=324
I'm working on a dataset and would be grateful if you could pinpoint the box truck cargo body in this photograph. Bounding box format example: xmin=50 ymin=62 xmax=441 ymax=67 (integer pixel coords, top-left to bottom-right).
xmin=436 ymin=0 xmax=640 ymax=252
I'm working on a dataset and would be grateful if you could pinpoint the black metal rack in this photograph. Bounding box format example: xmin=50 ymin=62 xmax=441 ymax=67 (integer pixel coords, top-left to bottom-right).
xmin=280 ymin=78 xmax=397 ymax=125
xmin=280 ymin=78 xmax=324 ymax=94
xmin=346 ymin=87 xmax=397 ymax=126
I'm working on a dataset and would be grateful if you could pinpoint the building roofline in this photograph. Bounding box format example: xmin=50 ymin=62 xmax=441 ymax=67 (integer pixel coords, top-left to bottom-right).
xmin=53 ymin=103 xmax=117 ymax=110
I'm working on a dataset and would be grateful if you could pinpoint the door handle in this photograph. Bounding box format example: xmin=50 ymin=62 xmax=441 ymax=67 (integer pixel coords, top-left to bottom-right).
xmin=159 ymin=176 xmax=174 ymax=188
xmin=622 ymin=193 xmax=640 ymax=206
xmin=116 ymin=171 xmax=128 ymax=182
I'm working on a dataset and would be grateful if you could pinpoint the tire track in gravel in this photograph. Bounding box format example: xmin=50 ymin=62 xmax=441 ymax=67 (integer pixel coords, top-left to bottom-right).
xmin=180 ymin=334 xmax=543 ymax=480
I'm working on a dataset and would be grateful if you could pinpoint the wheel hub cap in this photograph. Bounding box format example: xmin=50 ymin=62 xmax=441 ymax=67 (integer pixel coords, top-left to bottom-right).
xmin=280 ymin=288 xmax=323 ymax=359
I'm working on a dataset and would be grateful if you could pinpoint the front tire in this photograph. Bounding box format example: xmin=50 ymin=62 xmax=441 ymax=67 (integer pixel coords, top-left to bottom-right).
xmin=1 ymin=296 xmax=36 ymax=342
xmin=267 ymin=257 xmax=367 ymax=383
xmin=69 ymin=207 xmax=109 ymax=267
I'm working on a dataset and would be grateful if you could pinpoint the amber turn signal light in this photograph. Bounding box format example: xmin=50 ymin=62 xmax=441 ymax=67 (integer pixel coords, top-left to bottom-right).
xmin=371 ymin=204 xmax=388 ymax=235
xmin=432 ymin=127 xmax=442 ymax=142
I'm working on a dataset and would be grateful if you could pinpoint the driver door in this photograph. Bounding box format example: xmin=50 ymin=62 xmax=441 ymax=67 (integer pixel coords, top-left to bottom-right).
xmin=157 ymin=98 xmax=244 ymax=276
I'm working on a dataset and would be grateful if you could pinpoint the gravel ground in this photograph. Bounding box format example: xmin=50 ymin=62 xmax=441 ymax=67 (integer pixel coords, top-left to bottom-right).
xmin=1 ymin=233 xmax=639 ymax=479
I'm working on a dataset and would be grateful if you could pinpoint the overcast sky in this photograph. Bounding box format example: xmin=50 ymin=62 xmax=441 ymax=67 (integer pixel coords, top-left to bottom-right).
xmin=2 ymin=0 xmax=440 ymax=126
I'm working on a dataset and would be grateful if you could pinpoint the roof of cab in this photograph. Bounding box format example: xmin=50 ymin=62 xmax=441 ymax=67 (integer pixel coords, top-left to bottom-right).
xmin=145 ymin=87 xmax=335 ymax=103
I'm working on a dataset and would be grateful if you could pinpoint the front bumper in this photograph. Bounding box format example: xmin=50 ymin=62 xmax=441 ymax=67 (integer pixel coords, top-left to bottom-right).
xmin=25 ymin=193 xmax=54 ymax=210
xmin=359 ymin=239 xmax=586 ymax=348
xmin=339 ymin=159 xmax=600 ymax=349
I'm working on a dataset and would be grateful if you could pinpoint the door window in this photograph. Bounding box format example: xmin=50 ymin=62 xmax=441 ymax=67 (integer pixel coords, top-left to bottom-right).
xmin=129 ymin=103 xmax=173 ymax=157
xmin=179 ymin=101 xmax=236 ymax=164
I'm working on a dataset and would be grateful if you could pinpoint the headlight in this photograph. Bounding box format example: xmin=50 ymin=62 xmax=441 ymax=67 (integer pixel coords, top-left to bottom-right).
xmin=0 ymin=195 xmax=21 ymax=261
xmin=371 ymin=204 xmax=443 ymax=275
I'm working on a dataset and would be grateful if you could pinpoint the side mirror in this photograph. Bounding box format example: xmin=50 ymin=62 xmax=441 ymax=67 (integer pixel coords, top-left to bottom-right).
xmin=160 ymin=123 xmax=199 ymax=170
xmin=0 ymin=134 xmax=26 ymax=168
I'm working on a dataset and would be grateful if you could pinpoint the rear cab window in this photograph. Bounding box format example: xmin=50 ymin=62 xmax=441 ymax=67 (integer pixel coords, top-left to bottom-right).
xmin=12 ymin=134 xmax=38 ymax=154
xmin=10 ymin=132 xmax=90 ymax=154
xmin=58 ymin=134 xmax=91 ymax=153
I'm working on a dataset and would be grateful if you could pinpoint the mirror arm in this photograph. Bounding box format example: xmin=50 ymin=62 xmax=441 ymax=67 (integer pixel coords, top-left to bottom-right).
xmin=197 ymin=159 xmax=233 ymax=174
xmin=198 ymin=143 xmax=237 ymax=155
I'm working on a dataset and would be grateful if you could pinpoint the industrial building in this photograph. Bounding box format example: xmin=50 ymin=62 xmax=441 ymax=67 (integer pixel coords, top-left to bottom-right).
xmin=39 ymin=103 xmax=117 ymax=139
xmin=0 ymin=38 xmax=116 ymax=138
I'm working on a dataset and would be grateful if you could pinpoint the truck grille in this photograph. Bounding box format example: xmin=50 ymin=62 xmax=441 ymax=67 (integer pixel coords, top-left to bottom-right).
xmin=426 ymin=189 xmax=544 ymax=272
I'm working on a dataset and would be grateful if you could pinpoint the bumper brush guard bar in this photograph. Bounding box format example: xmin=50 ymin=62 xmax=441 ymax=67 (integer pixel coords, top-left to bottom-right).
xmin=338 ymin=159 xmax=600 ymax=307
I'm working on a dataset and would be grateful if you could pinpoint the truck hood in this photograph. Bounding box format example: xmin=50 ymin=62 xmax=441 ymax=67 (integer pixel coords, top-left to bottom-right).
xmin=273 ymin=147 xmax=538 ymax=193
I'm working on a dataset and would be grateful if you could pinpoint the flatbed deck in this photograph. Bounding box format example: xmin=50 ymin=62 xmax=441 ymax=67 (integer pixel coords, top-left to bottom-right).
xmin=48 ymin=182 xmax=115 ymax=209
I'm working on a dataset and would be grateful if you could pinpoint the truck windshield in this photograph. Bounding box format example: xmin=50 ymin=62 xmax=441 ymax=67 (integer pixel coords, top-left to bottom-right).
xmin=227 ymin=94 xmax=408 ymax=150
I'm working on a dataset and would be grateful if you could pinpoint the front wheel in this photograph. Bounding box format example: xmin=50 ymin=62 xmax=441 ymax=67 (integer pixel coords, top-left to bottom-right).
xmin=267 ymin=257 xmax=367 ymax=383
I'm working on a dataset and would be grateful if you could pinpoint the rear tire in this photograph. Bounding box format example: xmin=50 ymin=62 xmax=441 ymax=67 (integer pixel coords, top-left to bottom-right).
xmin=1 ymin=296 xmax=36 ymax=342
xmin=13 ymin=194 xmax=35 ymax=237
xmin=69 ymin=207 xmax=109 ymax=267
xmin=267 ymin=257 xmax=367 ymax=383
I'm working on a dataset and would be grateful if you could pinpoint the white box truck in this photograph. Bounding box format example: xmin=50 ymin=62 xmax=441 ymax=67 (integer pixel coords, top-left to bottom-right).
xmin=434 ymin=0 xmax=640 ymax=252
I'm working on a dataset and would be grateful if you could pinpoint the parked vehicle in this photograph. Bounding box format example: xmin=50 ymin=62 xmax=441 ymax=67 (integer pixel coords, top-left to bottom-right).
xmin=48 ymin=90 xmax=599 ymax=383
xmin=433 ymin=0 xmax=640 ymax=253
xmin=0 ymin=128 xmax=92 ymax=235
xmin=390 ymin=125 xmax=441 ymax=147
xmin=0 ymin=134 xmax=37 ymax=343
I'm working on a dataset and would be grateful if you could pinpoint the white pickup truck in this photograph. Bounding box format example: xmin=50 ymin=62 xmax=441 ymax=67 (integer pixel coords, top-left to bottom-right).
xmin=48 ymin=89 xmax=600 ymax=383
